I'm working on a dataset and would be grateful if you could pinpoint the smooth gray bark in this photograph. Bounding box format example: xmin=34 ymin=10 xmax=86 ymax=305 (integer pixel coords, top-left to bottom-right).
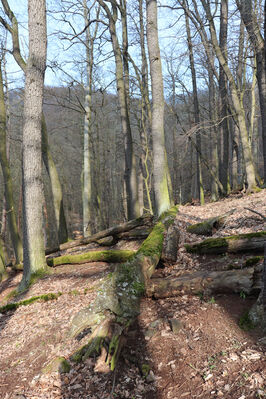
xmin=146 ymin=0 xmax=172 ymax=215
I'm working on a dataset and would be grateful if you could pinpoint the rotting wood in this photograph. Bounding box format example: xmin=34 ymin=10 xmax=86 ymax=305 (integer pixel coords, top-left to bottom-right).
xmin=187 ymin=208 xmax=236 ymax=236
xmin=146 ymin=267 xmax=258 ymax=298
xmin=55 ymin=206 xmax=178 ymax=373
xmin=45 ymin=214 xmax=154 ymax=255
xmin=47 ymin=250 xmax=136 ymax=267
xmin=185 ymin=231 xmax=266 ymax=254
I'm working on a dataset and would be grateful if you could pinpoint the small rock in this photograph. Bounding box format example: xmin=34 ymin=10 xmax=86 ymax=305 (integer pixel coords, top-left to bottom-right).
xmin=229 ymin=353 xmax=239 ymax=361
xmin=224 ymin=384 xmax=230 ymax=391
xmin=146 ymin=370 xmax=156 ymax=383
xmin=217 ymin=391 xmax=223 ymax=397
xmin=169 ymin=318 xmax=183 ymax=334
xmin=71 ymin=384 xmax=82 ymax=390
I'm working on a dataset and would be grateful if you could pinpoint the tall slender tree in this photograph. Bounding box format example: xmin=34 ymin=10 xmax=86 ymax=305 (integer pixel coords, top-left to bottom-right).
xmin=0 ymin=0 xmax=68 ymax=244
xmin=146 ymin=0 xmax=172 ymax=215
xmin=96 ymin=0 xmax=140 ymax=220
xmin=0 ymin=56 xmax=23 ymax=265
xmin=20 ymin=0 xmax=48 ymax=290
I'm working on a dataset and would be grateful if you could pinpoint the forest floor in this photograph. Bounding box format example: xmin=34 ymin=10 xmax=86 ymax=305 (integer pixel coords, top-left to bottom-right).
xmin=0 ymin=190 xmax=265 ymax=399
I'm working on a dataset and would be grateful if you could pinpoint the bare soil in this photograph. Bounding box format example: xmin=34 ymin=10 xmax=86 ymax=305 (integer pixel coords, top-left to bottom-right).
xmin=0 ymin=190 xmax=265 ymax=399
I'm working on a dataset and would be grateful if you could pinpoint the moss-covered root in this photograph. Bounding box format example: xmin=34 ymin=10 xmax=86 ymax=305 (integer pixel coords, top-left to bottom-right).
xmin=185 ymin=231 xmax=266 ymax=254
xmin=70 ymin=318 xmax=127 ymax=371
xmin=0 ymin=292 xmax=62 ymax=314
xmin=47 ymin=249 xmax=136 ymax=267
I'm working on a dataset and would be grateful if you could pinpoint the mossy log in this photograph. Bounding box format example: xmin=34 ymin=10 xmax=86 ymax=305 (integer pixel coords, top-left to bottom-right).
xmin=146 ymin=267 xmax=256 ymax=298
xmin=185 ymin=231 xmax=266 ymax=254
xmin=187 ymin=209 xmax=236 ymax=236
xmin=46 ymin=214 xmax=154 ymax=255
xmin=47 ymin=250 xmax=136 ymax=267
xmin=65 ymin=206 xmax=178 ymax=371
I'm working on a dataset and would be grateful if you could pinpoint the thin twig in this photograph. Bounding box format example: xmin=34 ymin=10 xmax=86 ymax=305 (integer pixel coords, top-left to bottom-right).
xmin=244 ymin=207 xmax=266 ymax=221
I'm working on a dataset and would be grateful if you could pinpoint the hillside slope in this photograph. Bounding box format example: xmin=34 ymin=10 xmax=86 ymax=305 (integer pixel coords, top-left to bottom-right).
xmin=0 ymin=190 xmax=265 ymax=399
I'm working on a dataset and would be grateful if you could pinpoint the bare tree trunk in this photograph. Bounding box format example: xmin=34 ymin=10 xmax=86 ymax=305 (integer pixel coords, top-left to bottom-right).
xmin=0 ymin=59 xmax=23 ymax=264
xmin=219 ymin=0 xmax=230 ymax=194
xmin=146 ymin=0 xmax=172 ymax=215
xmin=97 ymin=0 xmax=139 ymax=220
xmin=20 ymin=0 xmax=48 ymax=290
xmin=201 ymin=0 xmax=258 ymax=192
xmin=185 ymin=8 xmax=204 ymax=204
xmin=236 ymin=0 xmax=266 ymax=184
xmin=0 ymin=0 xmax=68 ymax=244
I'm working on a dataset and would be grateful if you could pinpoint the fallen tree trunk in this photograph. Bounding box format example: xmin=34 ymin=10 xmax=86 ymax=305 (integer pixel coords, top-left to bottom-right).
xmin=185 ymin=231 xmax=266 ymax=254
xmin=45 ymin=214 xmax=154 ymax=255
xmin=59 ymin=206 xmax=178 ymax=372
xmin=146 ymin=267 xmax=257 ymax=298
xmin=187 ymin=209 xmax=236 ymax=236
xmin=47 ymin=250 xmax=136 ymax=267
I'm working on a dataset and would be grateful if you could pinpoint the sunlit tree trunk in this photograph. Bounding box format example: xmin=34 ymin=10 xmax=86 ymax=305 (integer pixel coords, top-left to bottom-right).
xmin=236 ymin=0 xmax=266 ymax=184
xmin=97 ymin=0 xmax=139 ymax=220
xmin=0 ymin=0 xmax=68 ymax=244
xmin=82 ymin=2 xmax=99 ymax=236
xmin=185 ymin=9 xmax=204 ymax=204
xmin=146 ymin=0 xmax=172 ymax=215
xmin=219 ymin=0 xmax=230 ymax=194
xmin=20 ymin=0 xmax=48 ymax=290
xmin=201 ymin=0 xmax=258 ymax=192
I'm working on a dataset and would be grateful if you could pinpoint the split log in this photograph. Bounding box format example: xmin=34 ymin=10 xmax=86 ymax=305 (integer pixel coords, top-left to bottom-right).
xmin=46 ymin=250 xmax=136 ymax=267
xmin=146 ymin=267 xmax=257 ymax=298
xmin=185 ymin=231 xmax=266 ymax=254
xmin=187 ymin=209 xmax=236 ymax=236
xmin=45 ymin=214 xmax=154 ymax=255
xmin=63 ymin=206 xmax=178 ymax=371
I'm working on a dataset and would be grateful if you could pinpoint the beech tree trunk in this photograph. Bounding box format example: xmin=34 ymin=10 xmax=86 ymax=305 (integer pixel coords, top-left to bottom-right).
xmin=0 ymin=59 xmax=23 ymax=265
xmin=0 ymin=0 xmax=68 ymax=245
xmin=20 ymin=0 xmax=48 ymax=290
xmin=146 ymin=0 xmax=172 ymax=215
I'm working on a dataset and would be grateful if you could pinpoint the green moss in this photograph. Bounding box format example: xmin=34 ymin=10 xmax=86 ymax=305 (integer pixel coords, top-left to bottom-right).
xmin=141 ymin=364 xmax=150 ymax=377
xmin=185 ymin=237 xmax=228 ymax=253
xmin=0 ymin=292 xmax=62 ymax=314
xmin=239 ymin=311 xmax=256 ymax=331
xmin=244 ymin=256 xmax=263 ymax=267
xmin=42 ymin=356 xmax=71 ymax=374
xmin=187 ymin=221 xmax=213 ymax=235
xmin=47 ymin=249 xmax=135 ymax=267
xmin=185 ymin=231 xmax=266 ymax=254
xmin=138 ymin=222 xmax=165 ymax=257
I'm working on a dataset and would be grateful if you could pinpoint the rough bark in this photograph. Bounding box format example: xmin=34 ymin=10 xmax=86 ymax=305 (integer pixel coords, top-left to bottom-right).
xmin=185 ymin=231 xmax=266 ymax=254
xmin=0 ymin=0 xmax=68 ymax=245
xmin=147 ymin=267 xmax=256 ymax=298
xmin=20 ymin=0 xmax=48 ymax=290
xmin=46 ymin=214 xmax=154 ymax=255
xmin=187 ymin=209 xmax=236 ymax=236
xmin=65 ymin=206 xmax=178 ymax=371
